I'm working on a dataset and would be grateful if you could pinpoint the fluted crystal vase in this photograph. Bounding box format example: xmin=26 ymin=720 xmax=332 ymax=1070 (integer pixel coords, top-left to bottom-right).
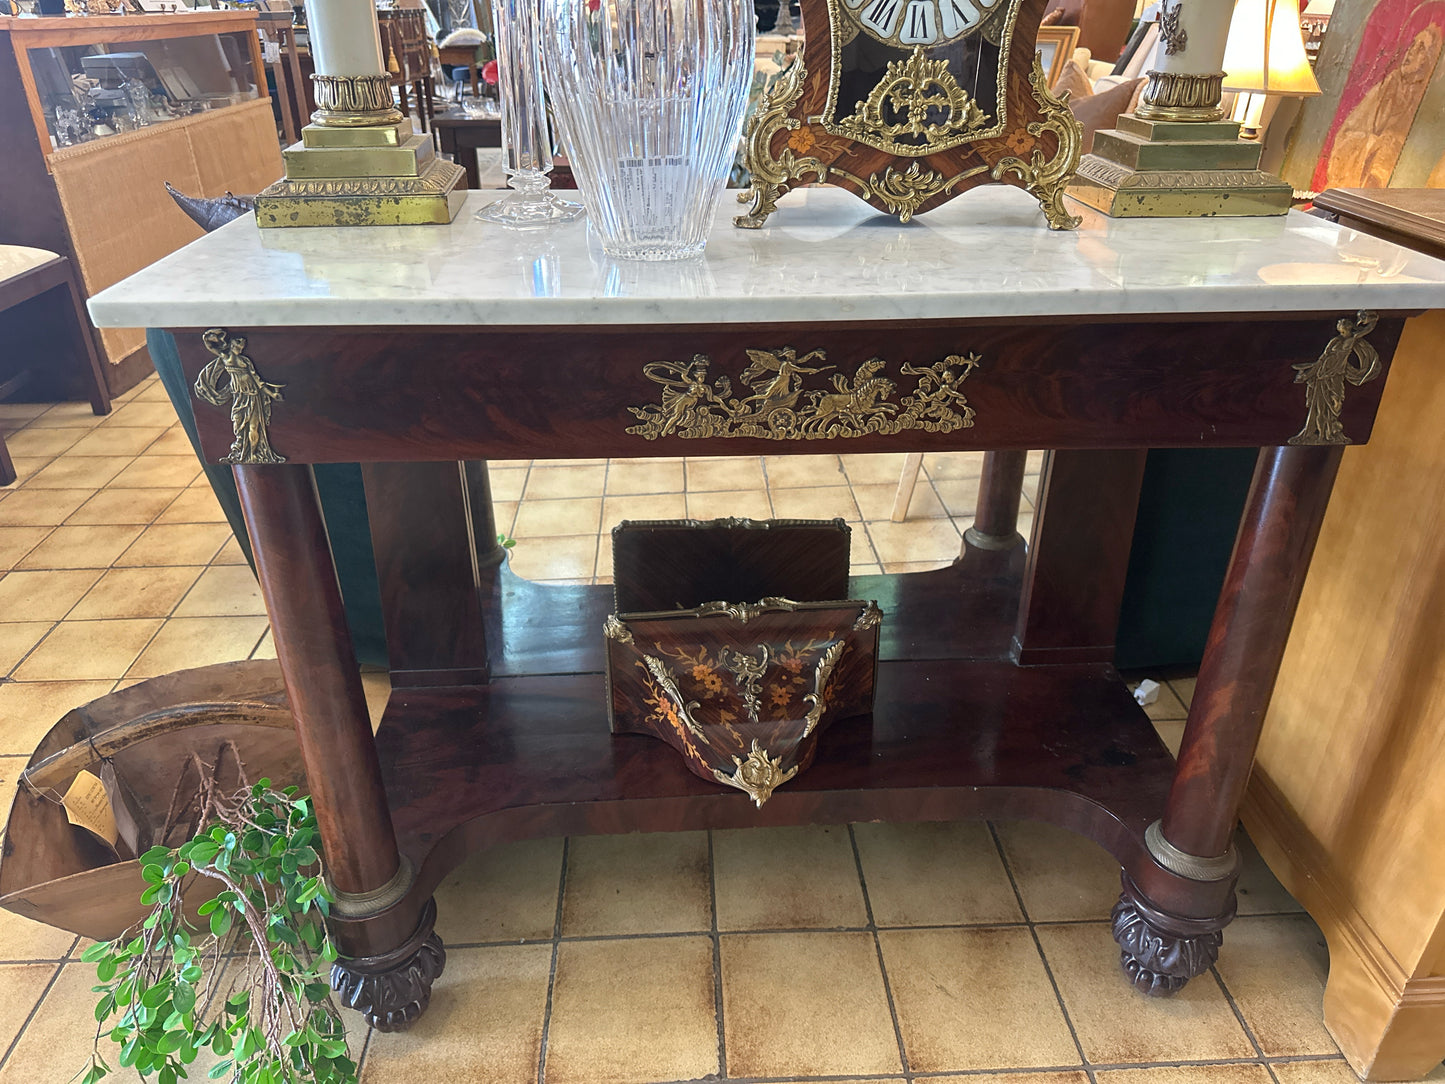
xmin=540 ymin=0 xmax=755 ymax=260
xmin=478 ymin=0 xmax=584 ymax=228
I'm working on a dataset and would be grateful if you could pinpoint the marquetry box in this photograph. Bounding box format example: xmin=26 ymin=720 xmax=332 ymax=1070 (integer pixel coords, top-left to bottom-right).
xmin=605 ymin=599 xmax=880 ymax=806
xmin=606 ymin=517 xmax=880 ymax=806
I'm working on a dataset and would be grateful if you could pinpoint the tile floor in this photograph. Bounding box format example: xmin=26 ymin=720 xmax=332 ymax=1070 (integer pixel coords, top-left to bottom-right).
xmin=0 ymin=378 xmax=1431 ymax=1084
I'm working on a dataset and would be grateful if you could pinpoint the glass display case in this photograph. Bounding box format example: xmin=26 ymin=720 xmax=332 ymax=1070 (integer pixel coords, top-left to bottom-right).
xmin=11 ymin=13 xmax=263 ymax=149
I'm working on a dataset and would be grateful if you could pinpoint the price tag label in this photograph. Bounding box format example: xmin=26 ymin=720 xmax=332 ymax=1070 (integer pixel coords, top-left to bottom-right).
xmin=613 ymin=155 xmax=690 ymax=227
xmin=62 ymin=769 xmax=119 ymax=847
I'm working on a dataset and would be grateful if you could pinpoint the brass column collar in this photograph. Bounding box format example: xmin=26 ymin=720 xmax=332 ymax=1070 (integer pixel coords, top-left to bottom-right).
xmin=1145 ymin=821 xmax=1239 ymax=881
xmin=330 ymin=856 xmax=415 ymax=917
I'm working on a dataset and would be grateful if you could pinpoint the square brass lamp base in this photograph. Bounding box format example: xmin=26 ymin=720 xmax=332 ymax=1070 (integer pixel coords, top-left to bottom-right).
xmin=256 ymin=120 xmax=467 ymax=228
xmin=1066 ymin=115 xmax=1293 ymax=218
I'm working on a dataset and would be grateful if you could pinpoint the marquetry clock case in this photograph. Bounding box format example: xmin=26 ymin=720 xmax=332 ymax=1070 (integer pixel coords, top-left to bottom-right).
xmin=736 ymin=0 xmax=1084 ymax=229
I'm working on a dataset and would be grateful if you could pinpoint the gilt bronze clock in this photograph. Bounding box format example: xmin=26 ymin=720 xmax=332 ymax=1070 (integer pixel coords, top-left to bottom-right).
xmin=736 ymin=0 xmax=1083 ymax=229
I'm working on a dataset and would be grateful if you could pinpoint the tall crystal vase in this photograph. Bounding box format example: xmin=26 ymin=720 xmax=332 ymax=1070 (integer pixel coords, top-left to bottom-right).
xmin=477 ymin=0 xmax=583 ymax=228
xmin=541 ymin=0 xmax=755 ymax=260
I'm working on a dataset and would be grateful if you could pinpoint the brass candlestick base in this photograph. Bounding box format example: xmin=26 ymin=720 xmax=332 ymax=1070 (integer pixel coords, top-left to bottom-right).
xmin=255 ymin=75 xmax=466 ymax=228
xmin=1066 ymin=113 xmax=1293 ymax=218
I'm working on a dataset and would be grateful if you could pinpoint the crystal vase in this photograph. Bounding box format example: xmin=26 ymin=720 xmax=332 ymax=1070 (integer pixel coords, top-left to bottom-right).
xmin=477 ymin=0 xmax=584 ymax=229
xmin=540 ymin=0 xmax=755 ymax=261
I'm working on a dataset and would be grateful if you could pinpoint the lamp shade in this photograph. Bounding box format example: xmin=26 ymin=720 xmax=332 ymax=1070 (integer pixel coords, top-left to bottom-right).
xmin=1222 ymin=0 xmax=1322 ymax=95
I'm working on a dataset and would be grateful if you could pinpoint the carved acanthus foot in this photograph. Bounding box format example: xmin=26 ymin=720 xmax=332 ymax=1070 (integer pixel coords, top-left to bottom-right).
xmin=1110 ymin=890 xmax=1224 ymax=997
xmin=332 ymin=899 xmax=446 ymax=1032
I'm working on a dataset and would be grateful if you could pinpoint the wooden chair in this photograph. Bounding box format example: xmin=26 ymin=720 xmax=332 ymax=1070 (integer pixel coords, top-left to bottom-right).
xmin=379 ymin=9 xmax=438 ymax=134
xmin=0 ymin=246 xmax=110 ymax=485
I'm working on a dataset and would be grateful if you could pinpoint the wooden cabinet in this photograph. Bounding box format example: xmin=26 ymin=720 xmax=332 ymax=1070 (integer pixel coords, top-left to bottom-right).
xmin=1243 ymin=188 xmax=1445 ymax=1082
xmin=0 ymin=12 xmax=283 ymax=396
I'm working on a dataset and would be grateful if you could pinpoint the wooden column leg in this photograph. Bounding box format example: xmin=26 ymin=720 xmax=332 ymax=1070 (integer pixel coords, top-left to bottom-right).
xmin=1113 ymin=444 xmax=1344 ymax=997
xmin=0 ymin=431 xmax=15 ymax=487
xmin=362 ymin=461 xmax=493 ymax=687
xmin=965 ymin=449 xmax=1029 ymax=551
xmin=234 ymin=463 xmax=444 ymax=1031
xmin=1011 ymin=449 xmax=1148 ymax=664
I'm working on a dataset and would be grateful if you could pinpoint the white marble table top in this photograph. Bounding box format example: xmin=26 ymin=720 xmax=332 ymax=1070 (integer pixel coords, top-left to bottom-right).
xmin=88 ymin=188 xmax=1445 ymax=329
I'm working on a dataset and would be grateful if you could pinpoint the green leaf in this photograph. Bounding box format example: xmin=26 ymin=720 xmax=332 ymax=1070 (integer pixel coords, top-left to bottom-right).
xmin=142 ymin=864 xmax=165 ymax=885
xmin=95 ymin=955 xmax=118 ymax=982
xmin=118 ymin=1037 xmax=140 ymax=1069
xmin=210 ymin=910 xmax=233 ymax=938
xmin=173 ymin=983 xmax=197 ymax=1015
xmin=81 ymin=941 xmax=113 ymax=963
xmin=226 ymin=991 xmax=250 ymax=1011
xmin=141 ymin=983 xmax=171 ymax=1009
xmin=141 ymin=845 xmax=172 ymax=865
xmin=206 ymin=1061 xmax=233 ymax=1079
xmin=94 ymin=993 xmax=116 ymax=1022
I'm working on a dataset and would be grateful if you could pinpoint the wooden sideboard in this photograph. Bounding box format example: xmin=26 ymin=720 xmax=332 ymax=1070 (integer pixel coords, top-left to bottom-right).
xmin=78 ymin=188 xmax=1445 ymax=1037
xmin=1242 ymin=188 xmax=1445 ymax=1082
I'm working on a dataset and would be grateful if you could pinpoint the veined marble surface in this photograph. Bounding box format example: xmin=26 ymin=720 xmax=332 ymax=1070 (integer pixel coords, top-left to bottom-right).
xmin=88 ymin=187 xmax=1445 ymax=329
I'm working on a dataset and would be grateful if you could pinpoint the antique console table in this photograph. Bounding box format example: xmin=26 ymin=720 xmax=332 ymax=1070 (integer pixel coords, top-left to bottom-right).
xmin=88 ymin=189 xmax=1445 ymax=1032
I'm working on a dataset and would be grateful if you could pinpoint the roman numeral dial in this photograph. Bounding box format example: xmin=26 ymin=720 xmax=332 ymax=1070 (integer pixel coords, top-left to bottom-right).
xmin=842 ymin=0 xmax=1002 ymax=46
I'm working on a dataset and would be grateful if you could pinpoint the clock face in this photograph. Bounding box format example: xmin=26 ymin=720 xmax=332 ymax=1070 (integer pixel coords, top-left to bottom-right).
xmin=840 ymin=0 xmax=1005 ymax=47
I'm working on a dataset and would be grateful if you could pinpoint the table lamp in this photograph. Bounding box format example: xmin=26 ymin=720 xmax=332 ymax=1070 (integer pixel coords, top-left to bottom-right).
xmin=1222 ymin=0 xmax=1322 ymax=140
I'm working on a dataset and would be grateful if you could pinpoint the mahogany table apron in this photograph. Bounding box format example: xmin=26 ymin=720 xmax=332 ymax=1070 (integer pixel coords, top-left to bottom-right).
xmin=165 ymin=308 xmax=1406 ymax=1031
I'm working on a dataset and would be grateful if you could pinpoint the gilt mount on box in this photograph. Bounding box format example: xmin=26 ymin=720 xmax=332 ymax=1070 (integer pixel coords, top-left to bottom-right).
xmin=736 ymin=0 xmax=1083 ymax=230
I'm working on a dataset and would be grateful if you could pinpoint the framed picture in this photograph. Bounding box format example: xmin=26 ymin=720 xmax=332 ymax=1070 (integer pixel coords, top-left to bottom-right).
xmin=1281 ymin=0 xmax=1445 ymax=190
xmin=1036 ymin=25 xmax=1081 ymax=88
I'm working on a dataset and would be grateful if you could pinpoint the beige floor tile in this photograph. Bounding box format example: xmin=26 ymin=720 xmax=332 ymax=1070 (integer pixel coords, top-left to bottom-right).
xmin=19 ymin=455 xmax=128 ymax=490
xmin=1172 ymin=676 xmax=1197 ymax=706
xmin=595 ymin=535 xmax=614 ymax=579
xmin=0 ymin=568 xmax=103 ymax=620
xmin=492 ymin=500 xmax=518 ymax=538
xmin=488 ymin=467 xmax=527 ymax=502
xmin=0 ymin=621 xmax=51 ymax=675
xmin=63 ymin=426 xmax=166 ymax=458
xmin=882 ymin=560 xmax=954 ymax=573
xmin=714 ymin=824 xmax=867 ymax=930
xmin=686 ymin=488 xmax=773 ymax=520
xmin=687 ymin=456 xmax=766 ymax=492
xmin=994 ymin=820 xmax=1122 ymax=922
xmin=1037 ymin=922 xmax=1254 ymax=1063
xmin=923 ymin=451 xmax=987 ymax=480
xmin=1018 ymin=508 xmax=1035 ymax=544
xmin=432 ymin=837 xmax=563 ymax=944
xmin=26 ymin=402 xmax=106 ymax=429
xmin=600 ymin=493 xmax=687 ymax=531
xmin=1027 ymin=450 xmax=1046 ymax=473
xmin=881 ymin=926 xmax=1079 ymax=1071
xmin=854 ymin=821 xmax=1024 ymax=926
xmin=933 ymin=476 xmax=986 ymax=518
xmin=763 ymin=454 xmax=847 ymax=488
xmin=2 ymin=427 xmax=83 ymax=458
xmin=865 ymin=518 xmax=962 ymax=565
xmin=852 ymin=562 xmax=883 ymax=577
xmin=142 ymin=427 xmax=193 ymax=456
xmin=768 ymin=484 xmax=861 ymax=521
xmin=1270 ymin=1060 xmax=1374 ymax=1084
xmin=6 ymin=457 xmax=52 ymax=481
xmin=547 ymin=936 xmax=718 ymax=1084
xmin=523 ymin=464 xmax=607 ymax=500
xmin=249 ymin=628 xmax=276 ymax=661
xmin=1134 ymin=679 xmax=1188 ymax=721
xmin=0 ymin=963 xmax=114 ymax=1083
xmin=108 ymin=455 xmax=203 ymax=490
xmin=0 ymin=901 xmax=75 ymax=961
xmin=173 ymin=564 xmax=266 ymax=617
xmin=0 ymin=963 xmax=60 ymax=1058
xmin=1235 ymin=828 xmax=1304 ymax=915
xmin=0 ymin=756 xmax=16 ymax=834
xmin=15 ymin=524 xmax=145 ymax=570
xmin=0 ymin=681 xmax=114 ymax=755
xmin=1215 ymin=915 xmax=1335 ymax=1056
xmin=1153 ymin=719 xmax=1185 ymax=757
xmin=69 ymin=566 xmax=204 ymax=620
xmin=839 ymin=452 xmax=910 ymax=485
xmin=361 ymin=944 xmax=551 ymax=1084
xmin=131 ymin=380 xmax=173 ymax=404
xmin=0 ymin=402 xmax=49 ymax=425
xmin=115 ymin=523 xmax=234 ymax=567
xmin=722 ymin=931 xmax=902 ymax=1077
xmin=0 ymin=488 xmax=93 ymax=526
xmin=359 ymin=669 xmax=389 ymax=730
xmin=211 ymin=537 xmax=248 ymax=565
xmin=154 ymin=486 xmax=227 ymax=524
xmin=65 ymin=488 xmax=182 ymax=526
xmin=512 ymin=496 xmax=601 ymax=538
xmin=100 ymin=400 xmax=180 ymax=429
xmin=562 ymin=831 xmax=711 ymax=936
xmin=852 ymin=527 xmax=882 ymax=567
xmin=125 ymin=615 xmax=268 ymax=678
xmin=1096 ymin=1065 xmax=1273 ymax=1084
xmin=920 ymin=1073 xmax=1088 ymax=1084
xmin=13 ymin=619 xmax=161 ymax=682
xmin=854 ymin=481 xmax=948 ymax=522
xmin=0 ymin=526 xmax=50 ymax=570
xmin=506 ymin=536 xmax=597 ymax=582
xmin=605 ymin=459 xmax=685 ymax=494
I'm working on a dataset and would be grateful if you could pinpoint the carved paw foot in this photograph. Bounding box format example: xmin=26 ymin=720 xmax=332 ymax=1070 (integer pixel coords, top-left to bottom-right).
xmin=332 ymin=899 xmax=446 ymax=1032
xmin=1111 ymin=892 xmax=1223 ymax=998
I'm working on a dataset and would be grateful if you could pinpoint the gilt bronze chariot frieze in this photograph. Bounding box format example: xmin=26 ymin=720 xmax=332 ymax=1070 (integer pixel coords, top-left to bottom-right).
xmin=625 ymin=347 xmax=980 ymax=441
